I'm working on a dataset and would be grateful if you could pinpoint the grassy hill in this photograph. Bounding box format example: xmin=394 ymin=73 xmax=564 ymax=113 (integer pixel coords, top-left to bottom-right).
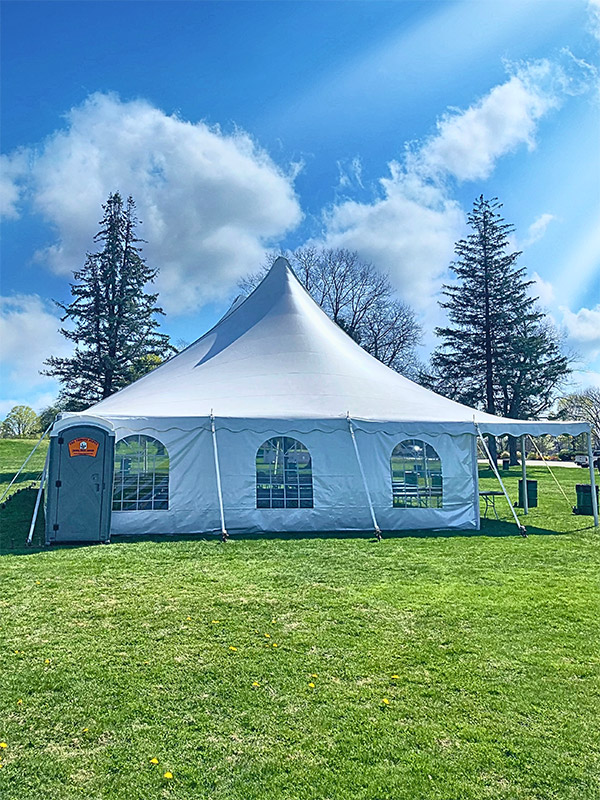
xmin=0 ymin=439 xmax=599 ymax=798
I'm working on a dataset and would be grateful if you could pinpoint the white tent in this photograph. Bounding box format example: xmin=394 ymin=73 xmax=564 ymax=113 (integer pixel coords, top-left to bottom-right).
xmin=57 ymin=257 xmax=593 ymax=537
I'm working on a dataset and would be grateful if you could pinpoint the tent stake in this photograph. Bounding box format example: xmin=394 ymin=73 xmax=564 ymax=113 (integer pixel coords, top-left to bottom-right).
xmin=347 ymin=413 xmax=382 ymax=540
xmin=475 ymin=423 xmax=526 ymax=536
xmin=587 ymin=430 xmax=599 ymax=528
xmin=1 ymin=421 xmax=54 ymax=504
xmin=210 ymin=412 xmax=228 ymax=542
xmin=520 ymin=435 xmax=528 ymax=515
xmin=27 ymin=449 xmax=49 ymax=546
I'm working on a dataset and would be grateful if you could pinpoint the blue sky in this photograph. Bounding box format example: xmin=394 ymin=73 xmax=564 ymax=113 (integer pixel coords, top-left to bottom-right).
xmin=1 ymin=0 xmax=599 ymax=415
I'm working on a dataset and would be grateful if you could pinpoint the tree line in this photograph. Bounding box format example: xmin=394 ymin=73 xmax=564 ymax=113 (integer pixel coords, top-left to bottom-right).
xmin=4 ymin=192 xmax=597 ymax=456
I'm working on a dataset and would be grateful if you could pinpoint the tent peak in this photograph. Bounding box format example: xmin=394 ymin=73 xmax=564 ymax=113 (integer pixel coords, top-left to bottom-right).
xmin=265 ymin=255 xmax=301 ymax=284
xmin=270 ymin=255 xmax=293 ymax=273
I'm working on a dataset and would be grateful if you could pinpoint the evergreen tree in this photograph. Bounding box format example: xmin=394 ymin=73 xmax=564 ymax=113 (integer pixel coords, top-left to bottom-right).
xmin=430 ymin=195 xmax=569 ymax=462
xmin=44 ymin=193 xmax=173 ymax=409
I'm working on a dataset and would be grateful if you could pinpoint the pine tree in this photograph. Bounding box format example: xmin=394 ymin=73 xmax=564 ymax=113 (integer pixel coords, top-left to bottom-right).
xmin=44 ymin=193 xmax=173 ymax=409
xmin=430 ymin=195 xmax=569 ymax=462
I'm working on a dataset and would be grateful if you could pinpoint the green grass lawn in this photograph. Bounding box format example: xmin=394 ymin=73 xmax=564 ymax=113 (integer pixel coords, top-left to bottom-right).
xmin=1 ymin=440 xmax=599 ymax=798
xmin=0 ymin=438 xmax=49 ymax=553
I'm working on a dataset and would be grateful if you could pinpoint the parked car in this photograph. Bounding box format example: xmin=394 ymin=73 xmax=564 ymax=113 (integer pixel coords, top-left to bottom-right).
xmin=575 ymin=451 xmax=600 ymax=469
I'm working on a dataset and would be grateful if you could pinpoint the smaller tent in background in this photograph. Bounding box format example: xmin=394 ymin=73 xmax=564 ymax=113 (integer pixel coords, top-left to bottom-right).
xmin=44 ymin=258 xmax=595 ymax=543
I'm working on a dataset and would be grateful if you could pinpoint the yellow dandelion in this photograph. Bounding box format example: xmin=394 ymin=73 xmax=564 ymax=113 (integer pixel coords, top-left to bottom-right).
xmin=35 ymin=581 xmax=41 ymax=585
xmin=44 ymin=658 xmax=50 ymax=664
xmin=229 ymin=646 xmax=237 ymax=651
xmin=211 ymin=620 xmax=220 ymax=624
xmin=82 ymin=728 xmax=89 ymax=733
xmin=252 ymin=681 xmax=260 ymax=687
xmin=271 ymin=619 xmax=277 ymax=624
xmin=391 ymin=674 xmax=400 ymax=679
xmin=272 ymin=643 xmax=278 ymax=648
xmin=163 ymin=771 xmax=173 ymax=779
xmin=308 ymin=682 xmax=315 ymax=689
xmin=17 ymin=699 xmax=23 ymax=706
xmin=264 ymin=633 xmax=270 ymax=638
xmin=149 ymin=757 xmax=159 ymax=764
xmin=186 ymin=616 xmax=191 ymax=621
xmin=382 ymin=698 xmax=390 ymax=705
xmin=0 ymin=764 xmax=3 ymax=769
xmin=311 ymin=673 xmax=318 ymax=678
xmin=0 ymin=743 xmax=7 ymax=749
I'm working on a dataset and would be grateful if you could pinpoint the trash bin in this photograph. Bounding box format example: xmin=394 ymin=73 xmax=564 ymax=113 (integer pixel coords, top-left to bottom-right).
xmin=573 ymin=484 xmax=599 ymax=516
xmin=502 ymin=458 xmax=510 ymax=470
xmin=518 ymin=479 xmax=538 ymax=508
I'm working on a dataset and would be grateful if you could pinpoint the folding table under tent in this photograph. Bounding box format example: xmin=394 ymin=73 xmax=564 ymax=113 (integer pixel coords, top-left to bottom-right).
xmin=44 ymin=257 xmax=596 ymax=544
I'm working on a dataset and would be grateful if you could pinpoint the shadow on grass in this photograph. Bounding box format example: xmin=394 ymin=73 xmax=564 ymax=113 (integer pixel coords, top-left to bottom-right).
xmin=109 ymin=519 xmax=592 ymax=547
xmin=0 ymin=470 xmax=43 ymax=486
xmin=1 ymin=494 xmax=595 ymax=557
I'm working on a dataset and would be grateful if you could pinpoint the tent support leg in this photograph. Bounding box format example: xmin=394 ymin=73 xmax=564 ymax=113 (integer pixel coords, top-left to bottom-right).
xmin=347 ymin=413 xmax=382 ymax=540
xmin=1 ymin=421 xmax=54 ymax=503
xmin=587 ymin=431 xmax=599 ymax=528
xmin=27 ymin=450 xmax=49 ymax=546
xmin=521 ymin=435 xmax=528 ymax=515
xmin=475 ymin=423 xmax=526 ymax=537
xmin=210 ymin=412 xmax=228 ymax=542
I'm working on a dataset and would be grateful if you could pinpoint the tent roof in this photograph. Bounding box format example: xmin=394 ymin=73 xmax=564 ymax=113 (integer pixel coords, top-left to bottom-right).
xmin=84 ymin=258 xmax=587 ymax=436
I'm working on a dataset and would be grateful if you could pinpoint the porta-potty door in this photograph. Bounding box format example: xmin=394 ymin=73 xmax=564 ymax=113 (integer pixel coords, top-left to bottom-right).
xmin=46 ymin=424 xmax=115 ymax=544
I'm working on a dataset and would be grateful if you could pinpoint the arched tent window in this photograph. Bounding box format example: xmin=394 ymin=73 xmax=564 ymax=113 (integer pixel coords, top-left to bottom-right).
xmin=391 ymin=439 xmax=442 ymax=508
xmin=256 ymin=437 xmax=313 ymax=509
xmin=112 ymin=435 xmax=169 ymax=511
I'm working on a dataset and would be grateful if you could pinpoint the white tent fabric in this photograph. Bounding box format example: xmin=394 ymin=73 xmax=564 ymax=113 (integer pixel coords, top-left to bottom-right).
xmin=61 ymin=257 xmax=587 ymax=536
xmin=85 ymin=257 xmax=585 ymax=436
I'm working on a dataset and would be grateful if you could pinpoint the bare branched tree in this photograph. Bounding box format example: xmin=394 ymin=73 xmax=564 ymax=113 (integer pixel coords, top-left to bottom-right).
xmin=557 ymin=388 xmax=600 ymax=448
xmin=239 ymin=247 xmax=422 ymax=376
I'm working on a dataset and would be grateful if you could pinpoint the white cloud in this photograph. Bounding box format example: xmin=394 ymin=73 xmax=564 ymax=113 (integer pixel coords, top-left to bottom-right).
xmin=588 ymin=0 xmax=600 ymax=42
xmin=0 ymin=392 xmax=58 ymax=419
xmin=4 ymin=93 xmax=302 ymax=312
xmin=0 ymin=294 xmax=71 ymax=392
xmin=561 ymin=303 xmax=600 ymax=359
xmin=521 ymin=213 xmax=556 ymax=248
xmin=530 ymin=271 xmax=555 ymax=306
xmin=336 ymin=157 xmax=364 ymax=191
xmin=581 ymin=371 xmax=600 ymax=390
xmin=322 ymin=168 xmax=464 ymax=308
xmin=416 ymin=61 xmax=563 ymax=182
xmin=318 ymin=59 xmax=577 ymax=308
xmin=0 ymin=150 xmax=29 ymax=219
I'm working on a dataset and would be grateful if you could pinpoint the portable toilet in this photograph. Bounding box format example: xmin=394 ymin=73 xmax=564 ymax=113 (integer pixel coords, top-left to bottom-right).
xmin=45 ymin=417 xmax=115 ymax=545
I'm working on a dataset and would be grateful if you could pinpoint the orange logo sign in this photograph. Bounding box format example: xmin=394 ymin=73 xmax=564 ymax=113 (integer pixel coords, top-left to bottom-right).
xmin=68 ymin=438 xmax=99 ymax=457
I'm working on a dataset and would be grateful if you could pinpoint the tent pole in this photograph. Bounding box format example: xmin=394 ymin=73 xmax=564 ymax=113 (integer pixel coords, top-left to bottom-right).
xmin=521 ymin=435 xmax=528 ymax=515
xmin=27 ymin=449 xmax=49 ymax=546
xmin=347 ymin=413 xmax=382 ymax=540
xmin=210 ymin=412 xmax=228 ymax=542
xmin=475 ymin=423 xmax=526 ymax=536
xmin=1 ymin=421 xmax=54 ymax=503
xmin=587 ymin=430 xmax=598 ymax=528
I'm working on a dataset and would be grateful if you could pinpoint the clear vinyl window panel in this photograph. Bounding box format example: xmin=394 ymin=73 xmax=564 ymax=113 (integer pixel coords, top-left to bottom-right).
xmin=256 ymin=437 xmax=313 ymax=509
xmin=391 ymin=439 xmax=443 ymax=509
xmin=112 ymin=435 xmax=169 ymax=511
